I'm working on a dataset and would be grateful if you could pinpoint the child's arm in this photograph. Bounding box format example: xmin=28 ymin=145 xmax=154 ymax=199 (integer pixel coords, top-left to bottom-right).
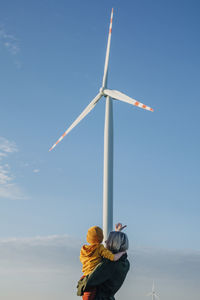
xmin=99 ymin=244 xmax=115 ymax=261
xmin=99 ymin=245 xmax=126 ymax=261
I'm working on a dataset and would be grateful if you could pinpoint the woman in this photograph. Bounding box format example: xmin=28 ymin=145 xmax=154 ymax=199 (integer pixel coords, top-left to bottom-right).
xmin=77 ymin=224 xmax=130 ymax=300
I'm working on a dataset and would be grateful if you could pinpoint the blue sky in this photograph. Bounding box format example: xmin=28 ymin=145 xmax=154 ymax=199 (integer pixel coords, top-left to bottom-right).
xmin=1 ymin=0 xmax=200 ymax=247
xmin=0 ymin=0 xmax=200 ymax=298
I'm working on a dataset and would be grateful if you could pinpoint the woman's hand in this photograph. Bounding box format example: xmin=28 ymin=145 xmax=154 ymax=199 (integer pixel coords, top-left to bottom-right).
xmin=115 ymin=223 xmax=127 ymax=231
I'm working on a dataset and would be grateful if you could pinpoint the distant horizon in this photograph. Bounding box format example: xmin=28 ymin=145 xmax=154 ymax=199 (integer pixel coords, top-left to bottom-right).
xmin=0 ymin=234 xmax=199 ymax=300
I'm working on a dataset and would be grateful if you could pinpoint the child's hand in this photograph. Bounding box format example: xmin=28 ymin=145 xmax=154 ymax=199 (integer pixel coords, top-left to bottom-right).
xmin=114 ymin=251 xmax=126 ymax=261
xmin=115 ymin=223 xmax=127 ymax=231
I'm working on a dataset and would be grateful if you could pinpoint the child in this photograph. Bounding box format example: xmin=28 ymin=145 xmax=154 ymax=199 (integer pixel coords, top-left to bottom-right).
xmin=80 ymin=225 xmax=126 ymax=300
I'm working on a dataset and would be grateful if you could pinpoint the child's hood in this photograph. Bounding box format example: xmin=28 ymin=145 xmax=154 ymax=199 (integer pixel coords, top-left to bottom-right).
xmin=87 ymin=226 xmax=103 ymax=244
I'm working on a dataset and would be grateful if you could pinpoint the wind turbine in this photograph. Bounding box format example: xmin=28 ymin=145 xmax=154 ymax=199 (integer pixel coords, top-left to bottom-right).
xmin=147 ymin=281 xmax=160 ymax=300
xmin=49 ymin=8 xmax=154 ymax=239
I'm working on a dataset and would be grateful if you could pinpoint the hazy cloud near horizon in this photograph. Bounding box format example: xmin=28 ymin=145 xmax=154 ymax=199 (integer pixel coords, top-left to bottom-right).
xmin=0 ymin=235 xmax=199 ymax=300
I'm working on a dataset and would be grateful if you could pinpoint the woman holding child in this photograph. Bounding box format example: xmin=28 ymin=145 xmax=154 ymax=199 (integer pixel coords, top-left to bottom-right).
xmin=77 ymin=223 xmax=130 ymax=300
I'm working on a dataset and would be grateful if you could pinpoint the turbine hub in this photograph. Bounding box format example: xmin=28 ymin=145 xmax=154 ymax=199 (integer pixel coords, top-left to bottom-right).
xmin=99 ymin=87 xmax=104 ymax=95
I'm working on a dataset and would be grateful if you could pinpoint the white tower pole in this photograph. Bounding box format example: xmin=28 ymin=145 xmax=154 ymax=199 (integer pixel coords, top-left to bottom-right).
xmin=102 ymin=8 xmax=114 ymax=240
xmin=103 ymin=95 xmax=113 ymax=240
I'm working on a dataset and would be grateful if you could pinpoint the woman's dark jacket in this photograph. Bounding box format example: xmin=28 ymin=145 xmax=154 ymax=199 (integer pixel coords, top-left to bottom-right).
xmin=77 ymin=253 xmax=130 ymax=300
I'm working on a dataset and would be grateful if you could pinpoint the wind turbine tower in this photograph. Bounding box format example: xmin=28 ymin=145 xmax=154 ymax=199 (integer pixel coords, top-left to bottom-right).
xmin=49 ymin=8 xmax=154 ymax=239
xmin=147 ymin=281 xmax=160 ymax=300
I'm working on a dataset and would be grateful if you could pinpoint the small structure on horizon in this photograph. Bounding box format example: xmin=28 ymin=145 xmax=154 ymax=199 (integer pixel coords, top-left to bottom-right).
xmin=147 ymin=281 xmax=160 ymax=300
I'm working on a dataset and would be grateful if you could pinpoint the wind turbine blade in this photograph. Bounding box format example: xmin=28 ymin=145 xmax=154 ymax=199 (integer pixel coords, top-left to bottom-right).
xmin=154 ymin=293 xmax=160 ymax=299
xmin=104 ymin=89 xmax=154 ymax=112
xmin=49 ymin=93 xmax=102 ymax=151
xmin=102 ymin=8 xmax=113 ymax=89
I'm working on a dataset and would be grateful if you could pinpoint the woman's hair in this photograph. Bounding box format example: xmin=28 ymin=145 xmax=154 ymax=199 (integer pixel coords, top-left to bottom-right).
xmin=106 ymin=231 xmax=129 ymax=254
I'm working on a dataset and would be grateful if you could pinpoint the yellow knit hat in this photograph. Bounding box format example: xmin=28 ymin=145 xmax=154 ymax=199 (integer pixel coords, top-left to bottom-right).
xmin=87 ymin=226 xmax=103 ymax=244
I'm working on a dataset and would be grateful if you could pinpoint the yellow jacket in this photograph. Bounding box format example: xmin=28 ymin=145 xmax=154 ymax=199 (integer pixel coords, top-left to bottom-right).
xmin=80 ymin=243 xmax=114 ymax=276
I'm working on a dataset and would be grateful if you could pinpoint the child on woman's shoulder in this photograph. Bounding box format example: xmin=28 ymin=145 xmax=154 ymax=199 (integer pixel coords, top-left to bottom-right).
xmin=80 ymin=225 xmax=126 ymax=276
xmin=79 ymin=224 xmax=127 ymax=300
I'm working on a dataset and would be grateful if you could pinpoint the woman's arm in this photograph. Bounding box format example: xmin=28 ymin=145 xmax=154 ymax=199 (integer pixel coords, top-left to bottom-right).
xmin=85 ymin=255 xmax=130 ymax=294
xmin=86 ymin=259 xmax=114 ymax=287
